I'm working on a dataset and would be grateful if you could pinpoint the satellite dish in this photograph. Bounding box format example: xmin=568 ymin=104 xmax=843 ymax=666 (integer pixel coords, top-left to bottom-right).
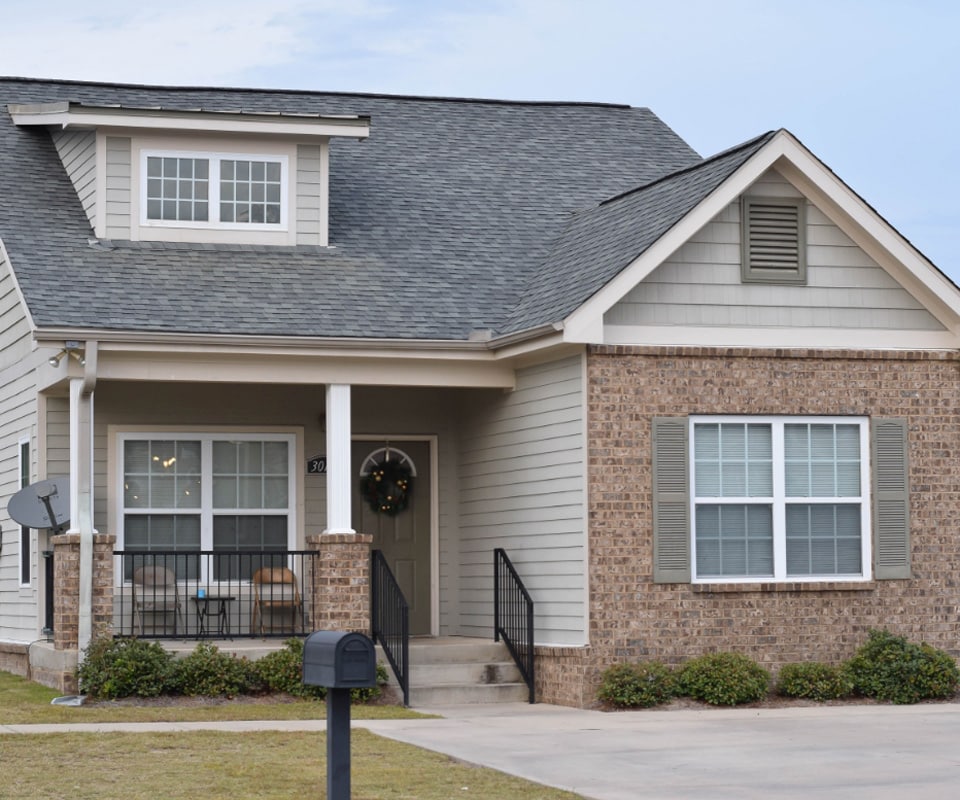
xmin=8 ymin=476 xmax=70 ymax=532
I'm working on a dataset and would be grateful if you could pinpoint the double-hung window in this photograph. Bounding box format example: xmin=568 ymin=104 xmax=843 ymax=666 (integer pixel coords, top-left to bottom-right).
xmin=119 ymin=433 xmax=296 ymax=581
xmin=142 ymin=151 xmax=287 ymax=229
xmin=690 ymin=416 xmax=871 ymax=582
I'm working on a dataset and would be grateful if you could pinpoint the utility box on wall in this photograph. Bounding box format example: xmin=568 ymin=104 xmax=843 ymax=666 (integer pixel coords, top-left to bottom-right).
xmin=303 ymin=630 xmax=377 ymax=688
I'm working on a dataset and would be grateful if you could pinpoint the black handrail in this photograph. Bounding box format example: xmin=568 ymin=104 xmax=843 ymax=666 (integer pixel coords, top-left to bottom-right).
xmin=494 ymin=548 xmax=535 ymax=703
xmin=370 ymin=549 xmax=410 ymax=706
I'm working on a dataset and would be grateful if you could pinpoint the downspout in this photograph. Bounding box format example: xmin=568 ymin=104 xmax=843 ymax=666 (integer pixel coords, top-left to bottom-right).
xmin=72 ymin=341 xmax=98 ymax=657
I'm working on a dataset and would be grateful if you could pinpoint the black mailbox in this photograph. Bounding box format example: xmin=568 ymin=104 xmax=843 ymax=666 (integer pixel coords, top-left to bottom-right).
xmin=303 ymin=630 xmax=377 ymax=688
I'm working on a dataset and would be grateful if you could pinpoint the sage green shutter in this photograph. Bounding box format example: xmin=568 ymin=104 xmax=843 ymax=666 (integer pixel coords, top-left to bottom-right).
xmin=652 ymin=417 xmax=690 ymax=583
xmin=872 ymin=418 xmax=910 ymax=579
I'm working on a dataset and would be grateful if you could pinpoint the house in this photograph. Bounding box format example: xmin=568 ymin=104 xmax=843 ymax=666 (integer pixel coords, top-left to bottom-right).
xmin=0 ymin=76 xmax=958 ymax=706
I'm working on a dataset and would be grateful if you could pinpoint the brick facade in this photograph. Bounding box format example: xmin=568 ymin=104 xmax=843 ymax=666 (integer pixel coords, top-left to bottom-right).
xmin=306 ymin=532 xmax=373 ymax=632
xmin=52 ymin=533 xmax=117 ymax=650
xmin=538 ymin=346 xmax=960 ymax=707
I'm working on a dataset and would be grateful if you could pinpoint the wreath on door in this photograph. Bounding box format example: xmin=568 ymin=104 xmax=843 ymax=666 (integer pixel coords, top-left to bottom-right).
xmin=360 ymin=456 xmax=414 ymax=516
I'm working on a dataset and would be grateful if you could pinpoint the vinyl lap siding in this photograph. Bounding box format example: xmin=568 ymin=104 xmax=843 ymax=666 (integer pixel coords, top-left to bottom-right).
xmin=52 ymin=130 xmax=97 ymax=230
xmin=0 ymin=245 xmax=39 ymax=640
xmin=458 ymin=356 xmax=586 ymax=645
xmin=606 ymin=169 xmax=943 ymax=331
xmin=296 ymin=144 xmax=323 ymax=246
xmin=105 ymin=137 xmax=132 ymax=239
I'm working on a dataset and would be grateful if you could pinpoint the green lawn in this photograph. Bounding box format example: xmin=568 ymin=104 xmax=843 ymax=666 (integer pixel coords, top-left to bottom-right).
xmin=0 ymin=671 xmax=585 ymax=800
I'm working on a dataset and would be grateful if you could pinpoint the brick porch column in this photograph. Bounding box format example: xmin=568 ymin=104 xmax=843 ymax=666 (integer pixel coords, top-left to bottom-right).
xmin=306 ymin=532 xmax=373 ymax=633
xmin=52 ymin=532 xmax=116 ymax=651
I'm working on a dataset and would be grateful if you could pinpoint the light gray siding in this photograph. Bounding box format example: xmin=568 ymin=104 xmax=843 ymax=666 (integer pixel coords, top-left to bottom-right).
xmin=52 ymin=130 xmax=97 ymax=230
xmin=0 ymin=245 xmax=39 ymax=641
xmin=606 ymin=168 xmax=944 ymax=331
xmin=458 ymin=356 xmax=587 ymax=646
xmin=296 ymin=144 xmax=323 ymax=246
xmin=105 ymin=136 xmax=132 ymax=239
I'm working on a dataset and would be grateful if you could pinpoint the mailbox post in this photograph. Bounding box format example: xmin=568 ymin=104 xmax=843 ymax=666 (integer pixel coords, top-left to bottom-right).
xmin=303 ymin=631 xmax=377 ymax=800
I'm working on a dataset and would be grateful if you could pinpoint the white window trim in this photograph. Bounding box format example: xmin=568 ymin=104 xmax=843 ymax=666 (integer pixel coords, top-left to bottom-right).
xmin=18 ymin=436 xmax=30 ymax=588
xmin=139 ymin=149 xmax=289 ymax=231
xmin=689 ymin=415 xmax=872 ymax=584
xmin=115 ymin=431 xmax=298 ymax=581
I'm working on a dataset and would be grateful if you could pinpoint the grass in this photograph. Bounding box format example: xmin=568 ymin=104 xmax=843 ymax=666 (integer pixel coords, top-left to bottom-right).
xmin=1 ymin=730 xmax=584 ymax=799
xmin=0 ymin=671 xmax=585 ymax=799
xmin=0 ymin=670 xmax=423 ymax=725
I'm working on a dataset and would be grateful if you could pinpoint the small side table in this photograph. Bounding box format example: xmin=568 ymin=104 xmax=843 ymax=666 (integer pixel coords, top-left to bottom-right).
xmin=191 ymin=595 xmax=236 ymax=638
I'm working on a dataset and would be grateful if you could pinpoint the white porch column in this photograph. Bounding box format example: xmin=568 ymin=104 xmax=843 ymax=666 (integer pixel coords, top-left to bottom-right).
xmin=67 ymin=343 xmax=98 ymax=654
xmin=324 ymin=383 xmax=355 ymax=534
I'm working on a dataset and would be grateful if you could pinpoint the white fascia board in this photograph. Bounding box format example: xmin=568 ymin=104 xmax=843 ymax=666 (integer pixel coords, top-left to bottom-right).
xmin=8 ymin=103 xmax=370 ymax=140
xmin=604 ymin=324 xmax=960 ymax=350
xmin=562 ymin=130 xmax=960 ymax=344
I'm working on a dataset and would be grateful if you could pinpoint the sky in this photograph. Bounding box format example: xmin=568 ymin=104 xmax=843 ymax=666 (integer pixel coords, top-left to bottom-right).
xmin=1 ymin=0 xmax=958 ymax=280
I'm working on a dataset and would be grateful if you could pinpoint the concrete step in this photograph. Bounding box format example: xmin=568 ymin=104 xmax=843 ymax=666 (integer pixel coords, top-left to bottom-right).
xmin=409 ymin=681 xmax=531 ymax=706
xmin=376 ymin=637 xmax=531 ymax=705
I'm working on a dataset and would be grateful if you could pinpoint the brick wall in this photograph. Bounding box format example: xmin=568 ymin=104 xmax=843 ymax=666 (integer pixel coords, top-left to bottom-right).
xmin=538 ymin=346 xmax=960 ymax=707
xmin=307 ymin=532 xmax=373 ymax=632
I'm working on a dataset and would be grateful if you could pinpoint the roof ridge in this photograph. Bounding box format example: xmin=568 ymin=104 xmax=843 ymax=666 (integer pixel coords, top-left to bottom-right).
xmin=0 ymin=75 xmax=635 ymax=110
xmin=599 ymin=130 xmax=777 ymax=207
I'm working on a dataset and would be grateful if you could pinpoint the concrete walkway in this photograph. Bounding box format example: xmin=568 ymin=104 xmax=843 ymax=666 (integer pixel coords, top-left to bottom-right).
xmin=5 ymin=702 xmax=960 ymax=799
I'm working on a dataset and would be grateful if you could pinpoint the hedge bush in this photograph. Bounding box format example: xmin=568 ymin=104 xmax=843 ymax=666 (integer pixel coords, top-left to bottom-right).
xmin=678 ymin=652 xmax=770 ymax=706
xmin=597 ymin=662 xmax=676 ymax=708
xmin=172 ymin=642 xmax=263 ymax=697
xmin=77 ymin=637 xmax=176 ymax=699
xmin=776 ymin=662 xmax=853 ymax=701
xmin=844 ymin=629 xmax=959 ymax=704
xmin=255 ymin=638 xmax=326 ymax=699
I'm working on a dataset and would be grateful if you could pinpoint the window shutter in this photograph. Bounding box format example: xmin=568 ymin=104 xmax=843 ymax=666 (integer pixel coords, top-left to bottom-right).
xmin=741 ymin=197 xmax=806 ymax=284
xmin=872 ymin=418 xmax=910 ymax=579
xmin=652 ymin=417 xmax=690 ymax=583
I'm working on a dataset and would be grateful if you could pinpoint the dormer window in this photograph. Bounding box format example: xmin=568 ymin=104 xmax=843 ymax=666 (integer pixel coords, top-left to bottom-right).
xmin=142 ymin=151 xmax=287 ymax=229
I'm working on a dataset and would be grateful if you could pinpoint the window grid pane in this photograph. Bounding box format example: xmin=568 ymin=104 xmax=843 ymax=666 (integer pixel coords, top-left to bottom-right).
xmin=219 ymin=159 xmax=282 ymax=225
xmin=785 ymin=503 xmax=862 ymax=576
xmin=784 ymin=423 xmax=861 ymax=497
xmin=695 ymin=423 xmax=772 ymax=497
xmin=145 ymin=157 xmax=209 ymax=221
xmin=696 ymin=504 xmax=774 ymax=578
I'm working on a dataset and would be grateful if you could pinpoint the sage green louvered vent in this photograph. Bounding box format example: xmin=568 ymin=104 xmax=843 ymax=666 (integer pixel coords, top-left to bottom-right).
xmin=741 ymin=197 xmax=807 ymax=284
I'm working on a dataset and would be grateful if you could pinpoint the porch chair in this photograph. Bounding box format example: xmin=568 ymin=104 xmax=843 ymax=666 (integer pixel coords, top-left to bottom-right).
xmin=132 ymin=565 xmax=183 ymax=636
xmin=251 ymin=566 xmax=303 ymax=635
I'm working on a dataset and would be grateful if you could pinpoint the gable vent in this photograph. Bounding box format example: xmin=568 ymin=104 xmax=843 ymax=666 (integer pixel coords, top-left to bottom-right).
xmin=741 ymin=197 xmax=806 ymax=284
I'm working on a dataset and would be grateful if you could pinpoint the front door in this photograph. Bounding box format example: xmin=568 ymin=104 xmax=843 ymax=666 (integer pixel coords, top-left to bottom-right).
xmin=352 ymin=440 xmax=432 ymax=634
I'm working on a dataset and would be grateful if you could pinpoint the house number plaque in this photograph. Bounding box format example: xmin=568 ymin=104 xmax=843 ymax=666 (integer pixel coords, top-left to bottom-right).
xmin=306 ymin=455 xmax=327 ymax=474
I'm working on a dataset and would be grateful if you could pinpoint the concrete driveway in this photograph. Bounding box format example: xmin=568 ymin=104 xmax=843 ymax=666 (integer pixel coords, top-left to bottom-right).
xmin=366 ymin=702 xmax=960 ymax=799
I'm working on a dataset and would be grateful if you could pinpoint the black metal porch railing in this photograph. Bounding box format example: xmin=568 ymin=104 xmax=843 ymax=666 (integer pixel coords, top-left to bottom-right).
xmin=42 ymin=549 xmax=54 ymax=637
xmin=113 ymin=550 xmax=317 ymax=639
xmin=370 ymin=549 xmax=410 ymax=706
xmin=494 ymin=547 xmax=535 ymax=703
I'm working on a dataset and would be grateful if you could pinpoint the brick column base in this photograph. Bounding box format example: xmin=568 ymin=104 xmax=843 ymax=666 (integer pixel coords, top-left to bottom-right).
xmin=52 ymin=532 xmax=116 ymax=651
xmin=306 ymin=532 xmax=373 ymax=633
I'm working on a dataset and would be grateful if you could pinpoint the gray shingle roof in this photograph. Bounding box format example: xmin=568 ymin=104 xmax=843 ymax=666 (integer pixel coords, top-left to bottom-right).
xmin=506 ymin=132 xmax=775 ymax=332
xmin=0 ymin=77 xmax=756 ymax=341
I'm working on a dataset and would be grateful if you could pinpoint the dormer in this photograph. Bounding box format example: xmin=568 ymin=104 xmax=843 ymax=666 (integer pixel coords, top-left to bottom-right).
xmin=9 ymin=102 xmax=370 ymax=246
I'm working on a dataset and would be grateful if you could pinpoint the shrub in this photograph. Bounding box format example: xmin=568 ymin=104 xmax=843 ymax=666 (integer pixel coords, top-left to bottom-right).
xmin=776 ymin=662 xmax=853 ymax=701
xmin=678 ymin=652 xmax=770 ymax=706
xmin=254 ymin=638 xmax=389 ymax=702
xmin=597 ymin=662 xmax=676 ymax=708
xmin=255 ymin=638 xmax=326 ymax=699
xmin=172 ymin=643 xmax=262 ymax=697
xmin=77 ymin=637 xmax=176 ymax=699
xmin=844 ymin=629 xmax=960 ymax=704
